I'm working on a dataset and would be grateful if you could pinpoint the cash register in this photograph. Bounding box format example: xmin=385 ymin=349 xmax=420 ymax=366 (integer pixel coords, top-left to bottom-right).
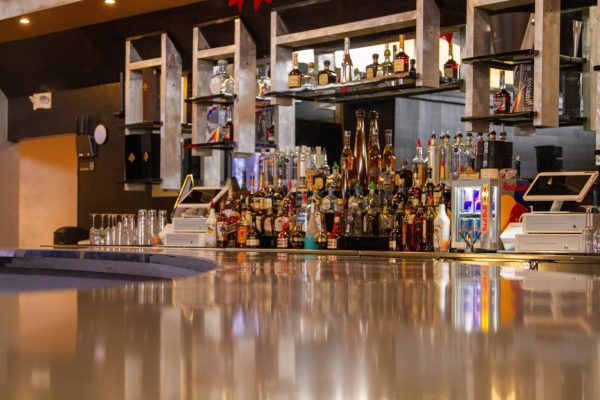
xmin=513 ymin=171 xmax=599 ymax=253
xmin=161 ymin=175 xmax=228 ymax=247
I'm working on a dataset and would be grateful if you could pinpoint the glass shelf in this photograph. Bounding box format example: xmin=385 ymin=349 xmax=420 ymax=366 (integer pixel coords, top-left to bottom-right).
xmin=461 ymin=111 xmax=586 ymax=127
xmin=124 ymin=121 xmax=162 ymax=130
xmin=461 ymin=49 xmax=586 ymax=70
xmin=185 ymin=141 xmax=235 ymax=151
xmin=266 ymin=76 xmax=463 ymax=104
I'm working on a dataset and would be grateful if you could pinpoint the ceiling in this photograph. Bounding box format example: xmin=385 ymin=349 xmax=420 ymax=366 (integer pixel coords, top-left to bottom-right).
xmin=0 ymin=0 xmax=206 ymax=43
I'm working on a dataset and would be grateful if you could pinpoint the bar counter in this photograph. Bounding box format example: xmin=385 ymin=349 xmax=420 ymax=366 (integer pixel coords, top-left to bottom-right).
xmin=1 ymin=247 xmax=599 ymax=399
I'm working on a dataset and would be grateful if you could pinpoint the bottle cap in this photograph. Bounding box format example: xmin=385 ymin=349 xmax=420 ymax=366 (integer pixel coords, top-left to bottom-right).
xmin=416 ymin=138 xmax=421 ymax=147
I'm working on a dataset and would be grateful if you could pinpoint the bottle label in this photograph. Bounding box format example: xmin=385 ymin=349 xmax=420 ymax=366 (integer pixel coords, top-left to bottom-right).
xmin=327 ymin=238 xmax=338 ymax=249
xmin=288 ymin=75 xmax=302 ymax=88
xmin=277 ymin=237 xmax=288 ymax=248
xmin=216 ymin=222 xmax=227 ymax=241
xmin=237 ymin=226 xmax=248 ymax=244
xmin=389 ymin=240 xmax=396 ymax=250
xmin=321 ymin=197 xmax=331 ymax=212
xmin=253 ymin=198 xmax=263 ymax=210
xmin=318 ymin=74 xmax=329 ymax=86
xmin=314 ymin=177 xmax=324 ymax=190
xmin=274 ymin=218 xmax=283 ymax=233
xmin=366 ymin=68 xmax=376 ymax=80
xmin=263 ymin=218 xmax=273 ymax=235
xmin=263 ymin=198 xmax=273 ymax=210
xmin=209 ymin=77 xmax=223 ymax=95
xmin=393 ymin=59 xmax=407 ymax=74
xmin=444 ymin=67 xmax=454 ymax=79
xmin=247 ymin=238 xmax=260 ymax=248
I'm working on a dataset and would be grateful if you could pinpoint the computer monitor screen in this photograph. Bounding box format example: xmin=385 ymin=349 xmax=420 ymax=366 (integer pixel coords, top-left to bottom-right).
xmin=179 ymin=188 xmax=225 ymax=206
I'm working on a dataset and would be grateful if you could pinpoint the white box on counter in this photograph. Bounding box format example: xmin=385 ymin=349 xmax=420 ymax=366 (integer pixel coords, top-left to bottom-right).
xmin=163 ymin=232 xmax=206 ymax=247
xmin=172 ymin=217 xmax=207 ymax=232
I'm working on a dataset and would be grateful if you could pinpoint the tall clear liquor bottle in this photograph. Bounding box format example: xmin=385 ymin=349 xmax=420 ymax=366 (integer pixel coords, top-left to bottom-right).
xmin=412 ymin=138 xmax=426 ymax=186
xmin=288 ymin=53 xmax=303 ymax=89
xmin=368 ymin=127 xmax=382 ymax=184
xmin=394 ymin=34 xmax=410 ymax=76
xmin=340 ymin=37 xmax=353 ymax=83
xmin=427 ymin=133 xmax=439 ymax=186
xmin=422 ymin=167 xmax=435 ymax=205
xmin=389 ymin=208 xmax=404 ymax=251
xmin=353 ymin=110 xmax=369 ymax=190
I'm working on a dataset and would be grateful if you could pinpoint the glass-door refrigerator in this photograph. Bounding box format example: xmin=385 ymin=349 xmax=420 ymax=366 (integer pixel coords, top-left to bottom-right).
xmin=451 ymin=179 xmax=528 ymax=251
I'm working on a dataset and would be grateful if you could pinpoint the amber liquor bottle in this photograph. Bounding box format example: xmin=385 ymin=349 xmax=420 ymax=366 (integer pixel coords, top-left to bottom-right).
xmin=493 ymin=70 xmax=511 ymax=114
xmin=366 ymin=53 xmax=380 ymax=80
xmin=288 ymin=53 xmax=303 ymax=89
xmin=393 ymin=34 xmax=410 ymax=76
xmin=389 ymin=208 xmax=404 ymax=251
xmin=318 ymin=60 xmax=337 ymax=86
xmin=382 ymin=129 xmax=395 ymax=171
xmin=443 ymin=42 xmax=459 ymax=81
xmin=421 ymin=198 xmax=435 ymax=252
xmin=353 ymin=110 xmax=369 ymax=190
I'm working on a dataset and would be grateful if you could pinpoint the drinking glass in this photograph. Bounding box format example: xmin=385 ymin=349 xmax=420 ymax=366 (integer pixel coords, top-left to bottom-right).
xmin=99 ymin=214 xmax=108 ymax=245
xmin=89 ymin=213 xmax=100 ymax=245
xmin=581 ymin=206 xmax=595 ymax=253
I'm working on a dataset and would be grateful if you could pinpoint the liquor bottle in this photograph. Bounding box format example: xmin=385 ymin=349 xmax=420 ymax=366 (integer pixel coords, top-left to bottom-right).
xmin=222 ymin=106 xmax=234 ymax=143
xmin=326 ymin=162 xmax=342 ymax=194
xmin=409 ymin=59 xmax=417 ymax=79
xmin=363 ymin=204 xmax=378 ymax=236
xmin=493 ymin=70 xmax=511 ymax=114
xmin=318 ymin=60 xmax=337 ymax=85
xmin=256 ymin=64 xmax=271 ymax=97
xmin=452 ymin=132 xmax=464 ymax=180
xmin=421 ymin=198 xmax=435 ymax=252
xmin=226 ymin=192 xmax=240 ymax=248
xmin=412 ymin=139 xmax=426 ymax=186
xmin=210 ymin=59 xmax=234 ymax=95
xmin=353 ymin=110 xmax=369 ymax=190
xmin=277 ymin=221 xmax=290 ymax=249
xmin=327 ymin=212 xmax=344 ymax=250
xmin=368 ymin=127 xmax=382 ymax=183
xmin=365 ymin=180 xmax=380 ymax=211
xmin=262 ymin=208 xmax=274 ymax=236
xmin=288 ymin=53 xmax=303 ymax=89
xmin=246 ymin=213 xmax=261 ymax=249
xmin=411 ymin=202 xmax=424 ymax=252
xmin=392 ymin=44 xmax=398 ymax=59
xmin=206 ymin=205 xmax=217 ymax=247
xmin=422 ymin=167 xmax=434 ymax=205
xmin=340 ymin=131 xmax=355 ymax=186
xmin=395 ymin=159 xmax=413 ymax=192
xmin=235 ymin=210 xmax=248 ymax=248
xmin=440 ymin=133 xmax=452 ymax=183
xmin=394 ymin=34 xmax=410 ymax=76
xmin=302 ymin=62 xmax=317 ymax=88
xmin=368 ymin=110 xmax=379 ymax=148
xmin=409 ymin=171 xmax=422 ymax=208
xmin=366 ymin=53 xmax=380 ymax=80
xmin=391 ymin=178 xmax=407 ymax=211
xmin=433 ymin=193 xmax=451 ymax=252
xmin=389 ymin=208 xmax=403 ymax=251
xmin=380 ymin=45 xmax=393 ymax=76
xmin=304 ymin=206 xmax=319 ymax=250
xmin=402 ymin=201 xmax=414 ymax=251
xmin=464 ymin=132 xmax=475 ymax=173
xmin=428 ymin=133 xmax=439 ymax=185
xmin=321 ymin=186 xmax=339 ymax=215
xmin=382 ymin=129 xmax=395 ymax=171
xmin=353 ymin=68 xmax=361 ymax=81
xmin=378 ymin=205 xmax=393 ymax=237
xmin=315 ymin=211 xmax=329 ymax=250
xmin=443 ymin=42 xmax=458 ymax=81
xmin=216 ymin=203 xmax=228 ymax=248
xmin=289 ymin=216 xmax=305 ymax=249
xmin=377 ymin=165 xmax=395 ymax=208
xmin=296 ymin=193 xmax=309 ymax=232
xmin=340 ymin=37 xmax=353 ymax=83
xmin=273 ymin=207 xmax=285 ymax=235
xmin=348 ymin=182 xmax=365 ymax=236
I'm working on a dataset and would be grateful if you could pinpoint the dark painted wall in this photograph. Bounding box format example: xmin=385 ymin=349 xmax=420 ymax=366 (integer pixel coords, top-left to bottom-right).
xmin=8 ymin=83 xmax=175 ymax=229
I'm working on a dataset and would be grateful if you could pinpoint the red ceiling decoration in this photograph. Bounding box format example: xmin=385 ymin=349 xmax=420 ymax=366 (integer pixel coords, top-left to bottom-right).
xmin=228 ymin=0 xmax=272 ymax=12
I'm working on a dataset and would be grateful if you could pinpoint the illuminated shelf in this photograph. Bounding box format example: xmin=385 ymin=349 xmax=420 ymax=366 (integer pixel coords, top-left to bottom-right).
xmin=462 ymin=49 xmax=585 ymax=71
xmin=461 ymin=111 xmax=586 ymax=127
xmin=267 ymin=76 xmax=463 ymax=104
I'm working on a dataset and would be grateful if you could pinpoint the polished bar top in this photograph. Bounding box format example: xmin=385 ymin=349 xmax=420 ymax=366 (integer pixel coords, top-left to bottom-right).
xmin=1 ymin=249 xmax=599 ymax=399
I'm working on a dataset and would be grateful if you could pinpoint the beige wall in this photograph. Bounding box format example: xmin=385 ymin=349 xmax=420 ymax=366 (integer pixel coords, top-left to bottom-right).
xmin=19 ymin=134 xmax=77 ymax=248
xmin=0 ymin=90 xmax=19 ymax=247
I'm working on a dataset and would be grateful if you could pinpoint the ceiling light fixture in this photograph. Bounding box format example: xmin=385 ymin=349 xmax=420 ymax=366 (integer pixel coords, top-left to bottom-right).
xmin=104 ymin=0 xmax=116 ymax=4
xmin=19 ymin=17 xmax=30 ymax=25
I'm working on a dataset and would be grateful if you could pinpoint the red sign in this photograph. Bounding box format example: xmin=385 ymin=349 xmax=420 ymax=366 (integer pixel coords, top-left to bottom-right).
xmin=481 ymin=184 xmax=489 ymax=233
xmin=228 ymin=0 xmax=272 ymax=12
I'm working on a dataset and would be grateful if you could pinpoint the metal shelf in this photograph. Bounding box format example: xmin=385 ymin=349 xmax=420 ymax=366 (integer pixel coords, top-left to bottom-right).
xmin=185 ymin=141 xmax=235 ymax=151
xmin=267 ymin=77 xmax=463 ymax=104
xmin=461 ymin=111 xmax=586 ymax=127
xmin=186 ymin=93 xmax=235 ymax=105
xmin=461 ymin=49 xmax=586 ymax=70
xmin=124 ymin=121 xmax=163 ymax=130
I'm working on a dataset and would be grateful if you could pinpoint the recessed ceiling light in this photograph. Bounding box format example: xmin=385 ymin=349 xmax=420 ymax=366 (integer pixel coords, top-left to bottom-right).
xmin=19 ymin=17 xmax=30 ymax=25
xmin=104 ymin=0 xmax=116 ymax=4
